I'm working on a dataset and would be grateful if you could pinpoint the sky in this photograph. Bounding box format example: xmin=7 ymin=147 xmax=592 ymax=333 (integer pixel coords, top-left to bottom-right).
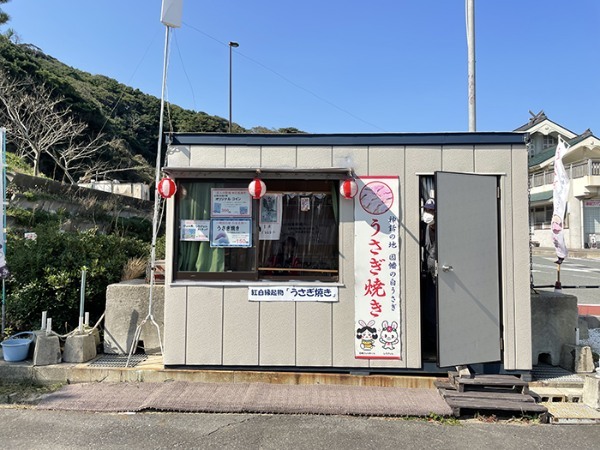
xmin=2 ymin=0 xmax=599 ymax=135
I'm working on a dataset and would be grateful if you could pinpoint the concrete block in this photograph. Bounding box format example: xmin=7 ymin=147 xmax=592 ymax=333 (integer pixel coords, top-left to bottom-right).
xmin=87 ymin=327 xmax=101 ymax=348
xmin=63 ymin=334 xmax=96 ymax=363
xmin=104 ymin=280 xmax=164 ymax=355
xmin=531 ymin=291 xmax=578 ymax=365
xmin=583 ymin=375 xmax=600 ymax=409
xmin=32 ymin=332 xmax=62 ymax=366
xmin=578 ymin=317 xmax=589 ymax=340
xmin=581 ymin=315 xmax=600 ymax=329
xmin=560 ymin=344 xmax=595 ymax=373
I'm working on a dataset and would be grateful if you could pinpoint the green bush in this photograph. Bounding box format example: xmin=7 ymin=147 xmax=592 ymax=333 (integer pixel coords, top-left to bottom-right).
xmin=6 ymin=207 xmax=60 ymax=228
xmin=4 ymin=225 xmax=149 ymax=333
xmin=106 ymin=216 xmax=152 ymax=241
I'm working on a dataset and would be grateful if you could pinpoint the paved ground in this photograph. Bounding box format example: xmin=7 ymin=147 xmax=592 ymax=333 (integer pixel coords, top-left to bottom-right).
xmin=1 ymin=409 xmax=599 ymax=449
xmin=36 ymin=380 xmax=453 ymax=416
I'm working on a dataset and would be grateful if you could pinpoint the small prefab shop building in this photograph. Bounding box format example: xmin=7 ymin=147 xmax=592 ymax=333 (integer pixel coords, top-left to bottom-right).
xmin=161 ymin=132 xmax=531 ymax=373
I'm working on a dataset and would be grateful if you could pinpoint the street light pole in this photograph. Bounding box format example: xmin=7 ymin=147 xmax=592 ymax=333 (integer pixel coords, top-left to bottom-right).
xmin=466 ymin=0 xmax=476 ymax=132
xmin=229 ymin=41 xmax=239 ymax=133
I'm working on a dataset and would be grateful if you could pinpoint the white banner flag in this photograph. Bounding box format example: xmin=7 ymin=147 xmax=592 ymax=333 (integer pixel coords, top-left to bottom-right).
xmin=161 ymin=0 xmax=183 ymax=28
xmin=551 ymin=137 xmax=570 ymax=261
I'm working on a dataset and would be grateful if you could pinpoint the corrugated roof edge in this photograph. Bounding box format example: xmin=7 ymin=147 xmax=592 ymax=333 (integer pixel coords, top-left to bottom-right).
xmin=167 ymin=132 xmax=527 ymax=147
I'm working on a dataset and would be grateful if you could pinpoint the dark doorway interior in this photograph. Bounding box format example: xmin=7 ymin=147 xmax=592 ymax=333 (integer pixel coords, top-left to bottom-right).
xmin=419 ymin=176 xmax=437 ymax=361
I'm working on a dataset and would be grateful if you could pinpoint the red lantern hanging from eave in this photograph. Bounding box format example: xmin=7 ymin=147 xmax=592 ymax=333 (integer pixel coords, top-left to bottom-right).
xmin=248 ymin=177 xmax=267 ymax=199
xmin=157 ymin=176 xmax=177 ymax=199
xmin=340 ymin=178 xmax=358 ymax=199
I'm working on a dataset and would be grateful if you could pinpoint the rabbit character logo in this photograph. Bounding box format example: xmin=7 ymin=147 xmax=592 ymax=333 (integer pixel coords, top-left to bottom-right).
xmin=379 ymin=321 xmax=399 ymax=350
xmin=356 ymin=320 xmax=378 ymax=351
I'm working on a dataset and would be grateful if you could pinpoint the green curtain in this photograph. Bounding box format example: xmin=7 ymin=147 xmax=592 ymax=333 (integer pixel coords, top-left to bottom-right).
xmin=331 ymin=183 xmax=339 ymax=225
xmin=178 ymin=183 xmax=225 ymax=272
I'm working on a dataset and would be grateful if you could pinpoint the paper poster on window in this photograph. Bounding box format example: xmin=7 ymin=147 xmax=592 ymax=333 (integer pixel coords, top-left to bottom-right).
xmin=211 ymin=189 xmax=252 ymax=217
xmin=259 ymin=193 xmax=282 ymax=240
xmin=210 ymin=219 xmax=252 ymax=247
xmin=300 ymin=196 xmax=310 ymax=211
xmin=354 ymin=176 xmax=401 ymax=360
xmin=180 ymin=220 xmax=210 ymax=241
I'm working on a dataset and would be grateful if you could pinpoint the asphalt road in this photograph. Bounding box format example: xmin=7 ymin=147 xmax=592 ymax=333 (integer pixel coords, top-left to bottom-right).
xmin=531 ymin=255 xmax=600 ymax=304
xmin=0 ymin=409 xmax=599 ymax=449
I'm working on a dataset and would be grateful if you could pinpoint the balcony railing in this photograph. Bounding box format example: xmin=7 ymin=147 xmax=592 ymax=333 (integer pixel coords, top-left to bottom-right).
xmin=530 ymin=159 xmax=600 ymax=187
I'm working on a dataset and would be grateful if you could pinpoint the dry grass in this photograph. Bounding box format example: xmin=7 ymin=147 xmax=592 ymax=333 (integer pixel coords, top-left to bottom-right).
xmin=121 ymin=256 xmax=148 ymax=281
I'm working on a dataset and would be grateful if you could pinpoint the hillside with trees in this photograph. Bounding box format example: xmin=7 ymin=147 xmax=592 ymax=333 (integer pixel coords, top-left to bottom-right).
xmin=0 ymin=35 xmax=304 ymax=185
xmin=0 ymin=20 xmax=305 ymax=334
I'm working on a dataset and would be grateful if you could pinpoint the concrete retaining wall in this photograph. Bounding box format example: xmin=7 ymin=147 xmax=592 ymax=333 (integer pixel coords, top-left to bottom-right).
xmin=531 ymin=291 xmax=578 ymax=365
xmin=104 ymin=280 xmax=164 ymax=355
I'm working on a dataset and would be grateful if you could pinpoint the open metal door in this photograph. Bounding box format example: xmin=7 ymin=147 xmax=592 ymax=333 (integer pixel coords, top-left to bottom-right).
xmin=435 ymin=172 xmax=501 ymax=367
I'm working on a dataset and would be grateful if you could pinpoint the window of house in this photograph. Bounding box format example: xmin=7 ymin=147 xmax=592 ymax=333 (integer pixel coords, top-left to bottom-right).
xmin=530 ymin=205 xmax=569 ymax=229
xmin=174 ymin=178 xmax=339 ymax=282
xmin=543 ymin=135 xmax=557 ymax=149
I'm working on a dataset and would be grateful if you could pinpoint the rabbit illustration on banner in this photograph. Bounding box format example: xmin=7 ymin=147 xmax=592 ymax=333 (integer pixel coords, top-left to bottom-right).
xmin=379 ymin=321 xmax=399 ymax=350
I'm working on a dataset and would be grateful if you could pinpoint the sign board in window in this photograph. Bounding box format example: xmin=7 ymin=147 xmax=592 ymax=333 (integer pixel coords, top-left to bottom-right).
xmin=248 ymin=286 xmax=338 ymax=302
xmin=584 ymin=200 xmax=600 ymax=207
xmin=211 ymin=189 xmax=252 ymax=217
xmin=210 ymin=218 xmax=252 ymax=247
xmin=259 ymin=193 xmax=282 ymax=240
xmin=180 ymin=220 xmax=210 ymax=241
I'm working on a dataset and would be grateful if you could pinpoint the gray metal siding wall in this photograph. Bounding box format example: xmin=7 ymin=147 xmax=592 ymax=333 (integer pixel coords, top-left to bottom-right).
xmin=163 ymin=141 xmax=530 ymax=370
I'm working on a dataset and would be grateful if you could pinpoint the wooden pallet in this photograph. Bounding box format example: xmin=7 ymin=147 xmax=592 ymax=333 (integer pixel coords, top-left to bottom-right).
xmin=448 ymin=371 xmax=529 ymax=393
xmin=437 ymin=372 xmax=548 ymax=417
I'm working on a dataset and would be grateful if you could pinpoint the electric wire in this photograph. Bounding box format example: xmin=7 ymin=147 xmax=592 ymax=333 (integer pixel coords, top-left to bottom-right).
xmin=173 ymin=31 xmax=198 ymax=112
xmin=182 ymin=21 xmax=387 ymax=132
xmin=97 ymin=28 xmax=163 ymax=137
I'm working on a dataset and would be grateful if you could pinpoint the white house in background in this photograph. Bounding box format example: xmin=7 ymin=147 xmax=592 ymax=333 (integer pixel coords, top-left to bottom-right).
xmin=78 ymin=180 xmax=150 ymax=201
xmin=518 ymin=111 xmax=600 ymax=249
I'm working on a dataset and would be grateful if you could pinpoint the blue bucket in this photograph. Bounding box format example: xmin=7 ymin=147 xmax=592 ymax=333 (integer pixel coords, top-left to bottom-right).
xmin=1 ymin=332 xmax=34 ymax=362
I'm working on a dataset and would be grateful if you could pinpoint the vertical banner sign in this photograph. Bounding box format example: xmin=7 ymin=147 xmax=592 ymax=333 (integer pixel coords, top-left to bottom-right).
xmin=552 ymin=137 xmax=570 ymax=261
xmin=354 ymin=176 xmax=401 ymax=359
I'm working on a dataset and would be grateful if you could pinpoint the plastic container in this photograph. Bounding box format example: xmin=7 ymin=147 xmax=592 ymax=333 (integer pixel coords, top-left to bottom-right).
xmin=1 ymin=332 xmax=34 ymax=362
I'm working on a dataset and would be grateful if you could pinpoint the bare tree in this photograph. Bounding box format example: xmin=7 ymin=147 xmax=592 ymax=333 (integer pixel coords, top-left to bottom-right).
xmin=0 ymin=67 xmax=139 ymax=183
xmin=73 ymin=140 xmax=149 ymax=184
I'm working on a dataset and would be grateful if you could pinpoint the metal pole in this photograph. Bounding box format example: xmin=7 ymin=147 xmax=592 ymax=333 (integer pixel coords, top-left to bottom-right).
xmin=466 ymin=0 xmax=476 ymax=132
xmin=1 ymin=127 xmax=6 ymax=336
xmin=228 ymin=42 xmax=239 ymax=133
xmin=126 ymin=25 xmax=170 ymax=366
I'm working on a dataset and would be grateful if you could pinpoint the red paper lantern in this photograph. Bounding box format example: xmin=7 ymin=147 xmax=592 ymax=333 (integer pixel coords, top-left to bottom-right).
xmin=248 ymin=177 xmax=267 ymax=199
xmin=340 ymin=178 xmax=358 ymax=199
xmin=157 ymin=177 xmax=177 ymax=199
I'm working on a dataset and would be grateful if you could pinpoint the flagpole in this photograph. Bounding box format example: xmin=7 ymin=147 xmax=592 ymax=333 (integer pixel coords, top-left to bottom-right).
xmin=126 ymin=23 xmax=172 ymax=367
xmin=554 ymin=263 xmax=562 ymax=291
xmin=1 ymin=128 xmax=5 ymax=335
xmin=466 ymin=0 xmax=476 ymax=131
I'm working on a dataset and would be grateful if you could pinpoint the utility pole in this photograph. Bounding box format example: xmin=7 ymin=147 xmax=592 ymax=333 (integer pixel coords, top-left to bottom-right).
xmin=467 ymin=0 xmax=476 ymax=132
xmin=229 ymin=41 xmax=239 ymax=133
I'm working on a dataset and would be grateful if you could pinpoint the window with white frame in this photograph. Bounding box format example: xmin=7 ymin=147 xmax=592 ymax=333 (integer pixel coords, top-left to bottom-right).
xmin=174 ymin=178 xmax=340 ymax=281
xmin=530 ymin=204 xmax=569 ymax=230
xmin=543 ymin=135 xmax=557 ymax=150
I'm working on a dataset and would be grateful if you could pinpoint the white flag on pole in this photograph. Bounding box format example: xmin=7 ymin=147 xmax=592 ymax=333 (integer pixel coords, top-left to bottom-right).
xmin=161 ymin=0 xmax=183 ymax=28
xmin=551 ymin=136 xmax=570 ymax=261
